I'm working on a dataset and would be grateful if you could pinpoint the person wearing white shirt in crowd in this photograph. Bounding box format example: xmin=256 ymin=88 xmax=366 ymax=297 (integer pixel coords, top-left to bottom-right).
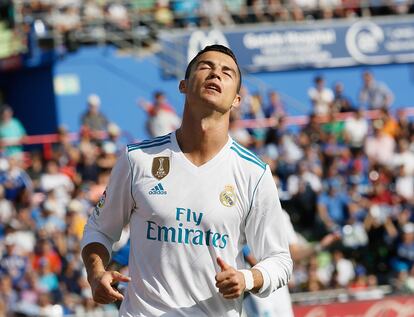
xmin=344 ymin=109 xmax=369 ymax=151
xmin=81 ymin=45 xmax=292 ymax=317
xmin=395 ymin=165 xmax=414 ymax=202
xmin=308 ymin=75 xmax=334 ymax=116
xmin=40 ymin=160 xmax=74 ymax=208
xmin=392 ymin=138 xmax=414 ymax=176
xmin=365 ymin=120 xmax=396 ymax=167
xmin=287 ymin=162 xmax=322 ymax=196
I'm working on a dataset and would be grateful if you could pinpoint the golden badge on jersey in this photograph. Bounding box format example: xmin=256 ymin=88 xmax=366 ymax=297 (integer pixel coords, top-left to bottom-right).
xmin=220 ymin=185 xmax=237 ymax=207
xmin=152 ymin=157 xmax=170 ymax=180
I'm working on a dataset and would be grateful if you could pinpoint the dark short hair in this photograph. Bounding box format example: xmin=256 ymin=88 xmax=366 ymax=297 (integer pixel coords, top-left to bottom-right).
xmin=184 ymin=45 xmax=242 ymax=92
xmin=314 ymin=76 xmax=324 ymax=83
xmin=154 ymin=91 xmax=164 ymax=98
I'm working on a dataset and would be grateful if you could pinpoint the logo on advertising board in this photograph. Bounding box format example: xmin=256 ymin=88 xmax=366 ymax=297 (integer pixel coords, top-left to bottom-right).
xmin=345 ymin=21 xmax=389 ymax=64
xmin=187 ymin=30 xmax=229 ymax=64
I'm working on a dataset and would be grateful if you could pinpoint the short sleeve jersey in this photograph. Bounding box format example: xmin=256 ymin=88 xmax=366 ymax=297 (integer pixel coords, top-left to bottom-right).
xmin=81 ymin=132 xmax=292 ymax=317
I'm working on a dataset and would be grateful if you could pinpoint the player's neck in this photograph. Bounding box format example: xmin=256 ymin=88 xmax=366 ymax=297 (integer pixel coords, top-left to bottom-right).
xmin=176 ymin=113 xmax=229 ymax=167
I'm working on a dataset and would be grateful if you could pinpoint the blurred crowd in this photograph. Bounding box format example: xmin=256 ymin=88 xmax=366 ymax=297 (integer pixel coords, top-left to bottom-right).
xmin=8 ymin=0 xmax=414 ymax=52
xmin=0 ymin=95 xmax=124 ymax=316
xmin=0 ymin=69 xmax=414 ymax=316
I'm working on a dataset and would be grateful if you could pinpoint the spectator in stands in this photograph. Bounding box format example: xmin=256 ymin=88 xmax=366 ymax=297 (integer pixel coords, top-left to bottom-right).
xmin=392 ymin=138 xmax=414 ymax=176
xmin=237 ymin=85 xmax=253 ymax=119
xmin=0 ymin=156 xmax=32 ymax=204
xmin=287 ymin=162 xmax=321 ymax=229
xmin=51 ymin=5 xmax=81 ymax=52
xmin=0 ymin=275 xmax=18 ymax=313
xmin=308 ymin=75 xmax=334 ymax=116
xmin=199 ymin=0 xmax=234 ymax=26
xmin=0 ymin=237 xmax=28 ymax=288
xmin=139 ymin=91 xmax=181 ymax=137
xmin=53 ymin=125 xmax=78 ymax=169
xmin=265 ymin=0 xmax=291 ymax=21
xmin=359 ymin=71 xmax=394 ymax=109
xmin=103 ymin=122 xmax=123 ymax=153
xmin=105 ymin=1 xmax=131 ymax=30
xmin=264 ymin=90 xmax=285 ymax=118
xmin=379 ymin=107 xmax=399 ymax=138
xmin=0 ymin=184 xmax=15 ymax=226
xmin=396 ymin=223 xmax=414 ymax=270
xmin=332 ymin=82 xmax=354 ymax=113
xmin=344 ymin=109 xmax=369 ymax=153
xmin=395 ymin=108 xmax=412 ymax=140
xmin=33 ymin=200 xmax=66 ymax=235
xmin=40 ymin=159 xmax=74 ymax=208
xmin=302 ymin=113 xmax=324 ymax=144
xmin=244 ymin=93 xmax=267 ymax=147
xmin=395 ymin=165 xmax=414 ymax=202
xmin=224 ymin=0 xmax=249 ymax=23
xmin=332 ymin=249 xmax=356 ymax=287
xmin=153 ymin=0 xmax=174 ymax=27
xmin=171 ymin=0 xmax=200 ymax=27
xmin=245 ymin=0 xmax=270 ymax=23
xmin=229 ymin=111 xmax=253 ymax=148
xmin=317 ymin=185 xmax=350 ymax=234
xmin=38 ymin=291 xmax=64 ymax=316
xmin=322 ymin=112 xmax=345 ymax=143
xmin=0 ymin=105 xmax=26 ymax=157
xmin=31 ymin=239 xmax=62 ymax=276
xmin=80 ymin=94 xmax=109 ymax=141
xmin=365 ymin=120 xmax=396 ymax=167
xmin=77 ymin=145 xmax=100 ymax=183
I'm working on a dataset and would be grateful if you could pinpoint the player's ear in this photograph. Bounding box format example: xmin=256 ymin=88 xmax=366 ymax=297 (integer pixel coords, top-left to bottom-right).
xmin=231 ymin=94 xmax=241 ymax=109
xmin=179 ymin=80 xmax=187 ymax=94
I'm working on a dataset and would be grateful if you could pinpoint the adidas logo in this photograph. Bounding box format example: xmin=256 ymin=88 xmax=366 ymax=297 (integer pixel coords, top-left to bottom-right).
xmin=149 ymin=183 xmax=167 ymax=195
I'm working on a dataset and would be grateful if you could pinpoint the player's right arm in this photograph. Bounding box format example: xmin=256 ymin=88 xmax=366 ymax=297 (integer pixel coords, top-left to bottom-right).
xmin=81 ymin=148 xmax=135 ymax=304
xmin=82 ymin=242 xmax=131 ymax=303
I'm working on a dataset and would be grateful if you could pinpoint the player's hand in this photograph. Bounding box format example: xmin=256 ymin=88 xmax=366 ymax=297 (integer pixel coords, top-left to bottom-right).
xmin=89 ymin=270 xmax=131 ymax=304
xmin=215 ymin=257 xmax=246 ymax=299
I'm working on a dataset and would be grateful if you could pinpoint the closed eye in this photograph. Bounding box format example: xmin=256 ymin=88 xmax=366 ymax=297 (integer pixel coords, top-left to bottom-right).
xmin=222 ymin=66 xmax=236 ymax=79
xmin=197 ymin=62 xmax=212 ymax=70
xmin=223 ymin=71 xmax=232 ymax=78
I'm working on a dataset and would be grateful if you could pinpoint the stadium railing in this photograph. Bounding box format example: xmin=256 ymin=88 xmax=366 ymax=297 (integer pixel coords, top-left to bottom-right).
xmin=6 ymin=107 xmax=413 ymax=151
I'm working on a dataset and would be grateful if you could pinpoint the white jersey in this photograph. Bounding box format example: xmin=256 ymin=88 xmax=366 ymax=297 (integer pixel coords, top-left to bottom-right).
xmin=81 ymin=132 xmax=292 ymax=317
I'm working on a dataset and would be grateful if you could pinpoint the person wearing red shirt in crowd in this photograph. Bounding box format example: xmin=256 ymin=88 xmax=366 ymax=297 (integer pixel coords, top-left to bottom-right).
xmin=31 ymin=239 xmax=62 ymax=275
xmin=139 ymin=91 xmax=175 ymax=116
xmin=139 ymin=91 xmax=181 ymax=137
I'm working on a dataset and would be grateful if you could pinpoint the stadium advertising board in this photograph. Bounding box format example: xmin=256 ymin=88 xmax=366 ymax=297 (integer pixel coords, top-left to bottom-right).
xmin=293 ymin=295 xmax=414 ymax=317
xmin=159 ymin=17 xmax=414 ymax=75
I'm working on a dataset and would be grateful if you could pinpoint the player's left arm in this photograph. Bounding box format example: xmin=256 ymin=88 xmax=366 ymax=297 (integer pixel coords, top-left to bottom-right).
xmin=244 ymin=166 xmax=293 ymax=297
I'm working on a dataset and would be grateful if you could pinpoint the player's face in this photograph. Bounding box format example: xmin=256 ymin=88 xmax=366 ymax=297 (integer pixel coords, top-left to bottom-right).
xmin=180 ymin=51 xmax=241 ymax=114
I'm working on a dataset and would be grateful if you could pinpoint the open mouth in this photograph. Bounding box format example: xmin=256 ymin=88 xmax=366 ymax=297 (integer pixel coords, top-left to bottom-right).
xmin=204 ymin=83 xmax=222 ymax=93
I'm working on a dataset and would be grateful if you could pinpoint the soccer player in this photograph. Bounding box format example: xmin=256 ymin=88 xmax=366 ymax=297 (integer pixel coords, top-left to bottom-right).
xmin=81 ymin=45 xmax=293 ymax=316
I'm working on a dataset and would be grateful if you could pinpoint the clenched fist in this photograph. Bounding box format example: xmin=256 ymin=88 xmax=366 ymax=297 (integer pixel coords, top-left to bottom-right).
xmin=215 ymin=257 xmax=246 ymax=299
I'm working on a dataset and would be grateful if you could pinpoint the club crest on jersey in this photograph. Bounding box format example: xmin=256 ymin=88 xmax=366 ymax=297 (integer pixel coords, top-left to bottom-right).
xmin=220 ymin=185 xmax=237 ymax=207
xmin=152 ymin=157 xmax=169 ymax=180
xmin=94 ymin=190 xmax=107 ymax=217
